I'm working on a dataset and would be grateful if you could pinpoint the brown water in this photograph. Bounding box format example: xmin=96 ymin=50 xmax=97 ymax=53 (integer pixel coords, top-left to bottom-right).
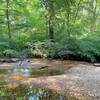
xmin=0 ymin=59 xmax=90 ymax=100
xmin=0 ymin=59 xmax=86 ymax=100
xmin=0 ymin=67 xmax=64 ymax=77
xmin=0 ymin=84 xmax=76 ymax=100
xmin=0 ymin=67 xmax=74 ymax=100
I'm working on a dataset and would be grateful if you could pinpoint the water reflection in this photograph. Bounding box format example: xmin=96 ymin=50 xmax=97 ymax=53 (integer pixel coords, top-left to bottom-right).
xmin=0 ymin=68 xmax=76 ymax=100
xmin=13 ymin=68 xmax=30 ymax=77
xmin=0 ymin=68 xmax=64 ymax=78
xmin=0 ymin=84 xmax=68 ymax=100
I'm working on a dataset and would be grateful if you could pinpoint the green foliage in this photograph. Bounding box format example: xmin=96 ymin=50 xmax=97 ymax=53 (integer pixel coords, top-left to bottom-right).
xmin=25 ymin=39 xmax=79 ymax=59
xmin=2 ymin=49 xmax=19 ymax=58
xmin=24 ymin=35 xmax=100 ymax=62
xmin=0 ymin=0 xmax=100 ymax=62
xmin=77 ymin=34 xmax=100 ymax=62
xmin=30 ymin=40 xmax=55 ymax=58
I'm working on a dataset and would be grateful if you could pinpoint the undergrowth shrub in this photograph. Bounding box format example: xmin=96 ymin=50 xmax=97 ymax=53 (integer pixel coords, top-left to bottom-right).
xmin=26 ymin=36 xmax=100 ymax=62
xmin=3 ymin=49 xmax=19 ymax=58
xmin=31 ymin=40 xmax=55 ymax=58
xmin=26 ymin=39 xmax=79 ymax=59
xmin=0 ymin=34 xmax=100 ymax=63
xmin=77 ymin=34 xmax=100 ymax=62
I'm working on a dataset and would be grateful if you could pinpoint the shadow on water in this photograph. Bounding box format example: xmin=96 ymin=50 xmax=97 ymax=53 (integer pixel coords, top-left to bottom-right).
xmin=0 ymin=68 xmax=77 ymax=100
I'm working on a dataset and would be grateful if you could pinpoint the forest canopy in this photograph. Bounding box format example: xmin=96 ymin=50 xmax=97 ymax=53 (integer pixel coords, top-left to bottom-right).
xmin=0 ymin=0 xmax=100 ymax=62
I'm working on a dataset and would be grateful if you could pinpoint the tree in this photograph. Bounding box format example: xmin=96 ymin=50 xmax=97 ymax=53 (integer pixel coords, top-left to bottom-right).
xmin=6 ymin=0 xmax=11 ymax=43
xmin=41 ymin=0 xmax=55 ymax=40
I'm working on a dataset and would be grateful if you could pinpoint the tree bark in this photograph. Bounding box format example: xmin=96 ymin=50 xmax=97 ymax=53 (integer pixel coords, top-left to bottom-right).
xmin=6 ymin=0 xmax=11 ymax=46
xmin=45 ymin=0 xmax=54 ymax=41
xmin=48 ymin=16 xmax=54 ymax=40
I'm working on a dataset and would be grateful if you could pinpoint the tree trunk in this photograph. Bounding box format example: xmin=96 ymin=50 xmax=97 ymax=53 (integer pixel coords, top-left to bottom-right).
xmin=6 ymin=0 xmax=11 ymax=46
xmin=90 ymin=0 xmax=97 ymax=32
xmin=45 ymin=0 xmax=54 ymax=41
xmin=48 ymin=16 xmax=54 ymax=40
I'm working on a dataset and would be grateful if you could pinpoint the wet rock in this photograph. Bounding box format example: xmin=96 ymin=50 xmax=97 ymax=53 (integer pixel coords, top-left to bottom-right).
xmin=39 ymin=66 xmax=49 ymax=70
xmin=94 ymin=63 xmax=100 ymax=67
xmin=0 ymin=58 xmax=19 ymax=63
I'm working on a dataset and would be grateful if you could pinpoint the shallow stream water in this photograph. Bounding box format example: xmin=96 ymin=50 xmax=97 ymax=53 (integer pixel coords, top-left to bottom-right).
xmin=0 ymin=67 xmax=76 ymax=100
xmin=0 ymin=59 xmax=85 ymax=100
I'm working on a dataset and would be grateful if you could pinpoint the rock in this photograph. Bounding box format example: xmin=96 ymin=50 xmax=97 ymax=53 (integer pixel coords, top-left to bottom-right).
xmin=0 ymin=58 xmax=18 ymax=63
xmin=94 ymin=63 xmax=100 ymax=67
xmin=39 ymin=66 xmax=49 ymax=69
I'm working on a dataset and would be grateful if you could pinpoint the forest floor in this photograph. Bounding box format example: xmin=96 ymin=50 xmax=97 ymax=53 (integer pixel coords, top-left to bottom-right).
xmin=0 ymin=59 xmax=100 ymax=100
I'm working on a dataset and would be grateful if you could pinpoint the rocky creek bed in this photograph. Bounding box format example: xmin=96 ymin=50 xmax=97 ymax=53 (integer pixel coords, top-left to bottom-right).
xmin=0 ymin=59 xmax=100 ymax=100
